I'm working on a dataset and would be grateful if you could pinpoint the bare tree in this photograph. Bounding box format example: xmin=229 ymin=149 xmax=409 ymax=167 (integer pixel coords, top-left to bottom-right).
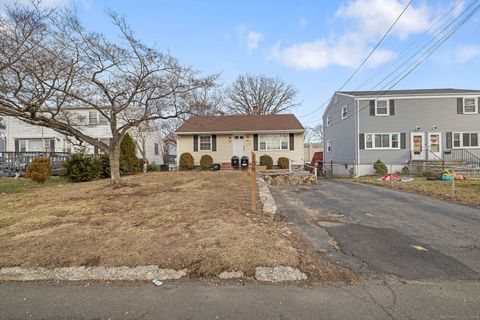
xmin=187 ymin=84 xmax=225 ymax=116
xmin=225 ymin=74 xmax=299 ymax=115
xmin=0 ymin=4 xmax=216 ymax=185
xmin=304 ymin=124 xmax=323 ymax=145
xmin=129 ymin=122 xmax=159 ymax=173
xmin=157 ymin=119 xmax=179 ymax=165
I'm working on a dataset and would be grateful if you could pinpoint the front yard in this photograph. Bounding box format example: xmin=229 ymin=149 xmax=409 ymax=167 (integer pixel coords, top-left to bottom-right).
xmin=352 ymin=176 xmax=480 ymax=207
xmin=0 ymin=172 xmax=355 ymax=282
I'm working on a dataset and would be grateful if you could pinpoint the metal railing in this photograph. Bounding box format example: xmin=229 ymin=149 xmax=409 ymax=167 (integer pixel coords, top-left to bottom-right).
xmin=0 ymin=152 xmax=70 ymax=176
xmin=443 ymin=149 xmax=480 ymax=168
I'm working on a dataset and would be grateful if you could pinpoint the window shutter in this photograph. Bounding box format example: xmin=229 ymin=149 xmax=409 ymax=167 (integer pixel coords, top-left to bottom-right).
xmin=15 ymin=139 xmax=19 ymax=152
xmin=193 ymin=135 xmax=198 ymax=152
xmin=400 ymin=133 xmax=406 ymax=149
xmin=389 ymin=100 xmax=395 ymax=116
xmin=457 ymin=98 xmax=463 ymax=114
xmin=359 ymin=134 xmax=365 ymax=150
xmin=50 ymin=140 xmax=55 ymax=152
xmin=478 ymin=97 xmax=480 ymax=113
xmin=446 ymin=132 xmax=452 ymax=149
xmin=369 ymin=100 xmax=375 ymax=116
xmin=211 ymin=135 xmax=217 ymax=151
xmin=253 ymin=134 xmax=258 ymax=151
xmin=289 ymin=133 xmax=294 ymax=150
xmin=94 ymin=146 xmax=98 ymax=155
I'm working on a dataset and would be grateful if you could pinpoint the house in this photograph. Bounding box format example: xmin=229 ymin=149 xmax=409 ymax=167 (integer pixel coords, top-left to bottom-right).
xmin=2 ymin=108 xmax=164 ymax=165
xmin=175 ymin=114 xmax=304 ymax=168
xmin=323 ymin=88 xmax=480 ymax=176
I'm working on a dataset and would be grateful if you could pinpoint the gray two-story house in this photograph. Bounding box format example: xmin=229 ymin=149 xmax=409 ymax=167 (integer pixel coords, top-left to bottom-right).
xmin=323 ymin=88 xmax=480 ymax=176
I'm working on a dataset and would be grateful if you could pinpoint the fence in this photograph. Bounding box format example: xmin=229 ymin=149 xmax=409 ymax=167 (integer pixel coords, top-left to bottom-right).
xmin=0 ymin=152 xmax=70 ymax=177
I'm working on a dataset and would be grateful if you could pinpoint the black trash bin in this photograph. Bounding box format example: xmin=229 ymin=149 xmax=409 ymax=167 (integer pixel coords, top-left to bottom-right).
xmin=231 ymin=156 xmax=239 ymax=169
xmin=240 ymin=156 xmax=249 ymax=169
xmin=212 ymin=163 xmax=221 ymax=171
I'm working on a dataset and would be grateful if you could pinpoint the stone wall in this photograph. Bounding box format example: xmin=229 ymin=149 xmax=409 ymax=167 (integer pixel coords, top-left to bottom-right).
xmin=262 ymin=173 xmax=317 ymax=186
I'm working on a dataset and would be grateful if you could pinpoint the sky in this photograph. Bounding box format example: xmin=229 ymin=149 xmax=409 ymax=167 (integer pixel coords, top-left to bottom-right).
xmin=1 ymin=0 xmax=480 ymax=127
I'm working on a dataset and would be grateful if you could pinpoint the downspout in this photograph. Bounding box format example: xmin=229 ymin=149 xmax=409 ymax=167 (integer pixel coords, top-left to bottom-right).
xmin=355 ymin=98 xmax=360 ymax=177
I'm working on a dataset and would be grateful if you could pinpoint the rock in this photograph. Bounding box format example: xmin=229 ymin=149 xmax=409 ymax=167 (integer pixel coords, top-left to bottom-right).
xmin=218 ymin=271 xmax=244 ymax=279
xmin=255 ymin=266 xmax=307 ymax=282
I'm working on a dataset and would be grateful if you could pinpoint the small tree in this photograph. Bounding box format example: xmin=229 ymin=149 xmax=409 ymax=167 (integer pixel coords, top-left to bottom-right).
xmin=63 ymin=153 xmax=98 ymax=182
xmin=120 ymin=134 xmax=139 ymax=175
xmin=24 ymin=157 xmax=52 ymax=186
xmin=259 ymin=155 xmax=273 ymax=169
xmin=179 ymin=153 xmax=194 ymax=170
xmin=200 ymin=155 xmax=213 ymax=170
xmin=373 ymin=159 xmax=388 ymax=176
xmin=277 ymin=157 xmax=289 ymax=169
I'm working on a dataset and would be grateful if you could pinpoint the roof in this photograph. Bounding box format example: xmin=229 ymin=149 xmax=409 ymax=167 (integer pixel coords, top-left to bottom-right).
xmin=176 ymin=114 xmax=304 ymax=134
xmin=337 ymin=88 xmax=480 ymax=97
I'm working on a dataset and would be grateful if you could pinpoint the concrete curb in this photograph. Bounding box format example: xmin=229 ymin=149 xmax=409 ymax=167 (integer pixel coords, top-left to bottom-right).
xmin=0 ymin=266 xmax=187 ymax=281
xmin=255 ymin=266 xmax=308 ymax=282
xmin=256 ymin=177 xmax=278 ymax=217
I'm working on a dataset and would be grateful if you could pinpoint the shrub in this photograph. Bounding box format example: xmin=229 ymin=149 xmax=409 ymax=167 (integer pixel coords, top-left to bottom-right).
xmin=277 ymin=157 xmax=289 ymax=169
xmin=401 ymin=166 xmax=410 ymax=176
xmin=147 ymin=161 xmax=158 ymax=172
xmin=200 ymin=155 xmax=213 ymax=170
xmin=24 ymin=157 xmax=52 ymax=185
xmin=96 ymin=154 xmax=111 ymax=179
xmin=120 ymin=134 xmax=139 ymax=175
xmin=179 ymin=152 xmax=194 ymax=170
xmin=63 ymin=153 xmax=98 ymax=182
xmin=259 ymin=155 xmax=273 ymax=169
xmin=373 ymin=159 xmax=388 ymax=176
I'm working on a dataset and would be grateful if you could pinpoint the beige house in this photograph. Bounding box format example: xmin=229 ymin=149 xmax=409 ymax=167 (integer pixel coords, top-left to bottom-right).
xmin=176 ymin=114 xmax=305 ymax=168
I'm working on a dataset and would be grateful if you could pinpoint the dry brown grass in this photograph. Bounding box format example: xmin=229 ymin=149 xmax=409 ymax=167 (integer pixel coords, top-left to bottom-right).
xmin=0 ymin=172 xmax=356 ymax=282
xmin=352 ymin=176 xmax=480 ymax=207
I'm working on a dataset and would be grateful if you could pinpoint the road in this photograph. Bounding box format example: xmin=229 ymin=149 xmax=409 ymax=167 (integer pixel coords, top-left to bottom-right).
xmin=1 ymin=281 xmax=480 ymax=320
xmin=270 ymin=179 xmax=480 ymax=280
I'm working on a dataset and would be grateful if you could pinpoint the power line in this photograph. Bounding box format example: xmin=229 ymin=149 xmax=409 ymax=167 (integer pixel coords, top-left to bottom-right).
xmin=299 ymin=0 xmax=413 ymax=119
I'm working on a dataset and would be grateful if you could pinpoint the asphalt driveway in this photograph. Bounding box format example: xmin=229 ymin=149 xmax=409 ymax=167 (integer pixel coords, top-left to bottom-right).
xmin=270 ymin=179 xmax=480 ymax=280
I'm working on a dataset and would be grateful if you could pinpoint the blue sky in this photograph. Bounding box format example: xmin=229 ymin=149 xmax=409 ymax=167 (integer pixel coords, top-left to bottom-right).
xmin=2 ymin=0 xmax=480 ymax=126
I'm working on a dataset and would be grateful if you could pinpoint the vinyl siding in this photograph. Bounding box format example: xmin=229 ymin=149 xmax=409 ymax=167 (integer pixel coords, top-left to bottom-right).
xmin=177 ymin=133 xmax=304 ymax=166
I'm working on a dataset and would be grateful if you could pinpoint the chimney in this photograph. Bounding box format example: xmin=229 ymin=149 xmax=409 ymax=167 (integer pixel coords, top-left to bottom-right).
xmin=252 ymin=105 xmax=259 ymax=115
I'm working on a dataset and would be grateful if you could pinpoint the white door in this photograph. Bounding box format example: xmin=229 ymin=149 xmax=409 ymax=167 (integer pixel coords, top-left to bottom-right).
xmin=427 ymin=132 xmax=442 ymax=160
xmin=410 ymin=132 xmax=426 ymax=161
xmin=232 ymin=135 xmax=245 ymax=157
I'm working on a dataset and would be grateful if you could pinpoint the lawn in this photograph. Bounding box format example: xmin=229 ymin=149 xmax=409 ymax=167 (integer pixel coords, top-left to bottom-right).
xmin=352 ymin=176 xmax=480 ymax=207
xmin=0 ymin=172 xmax=355 ymax=282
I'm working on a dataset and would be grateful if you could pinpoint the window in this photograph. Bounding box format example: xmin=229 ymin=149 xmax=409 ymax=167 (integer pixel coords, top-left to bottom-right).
xmin=88 ymin=111 xmax=98 ymax=125
xmin=342 ymin=106 xmax=347 ymax=119
xmin=19 ymin=140 xmax=27 ymax=152
xmin=154 ymin=143 xmax=159 ymax=155
xmin=464 ymin=98 xmax=478 ymax=114
xmin=99 ymin=113 xmax=109 ymax=125
xmin=258 ymin=134 xmax=289 ymax=151
xmin=326 ymin=140 xmax=332 ymax=153
xmin=375 ymin=100 xmax=389 ymax=116
xmin=453 ymin=132 xmax=479 ymax=148
xmin=326 ymin=115 xmax=331 ymax=126
xmin=199 ymin=135 xmax=211 ymax=151
xmin=365 ymin=133 xmax=400 ymax=150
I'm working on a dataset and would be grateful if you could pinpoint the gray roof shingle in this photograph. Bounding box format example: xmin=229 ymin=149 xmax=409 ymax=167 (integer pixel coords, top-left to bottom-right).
xmin=337 ymin=88 xmax=480 ymax=97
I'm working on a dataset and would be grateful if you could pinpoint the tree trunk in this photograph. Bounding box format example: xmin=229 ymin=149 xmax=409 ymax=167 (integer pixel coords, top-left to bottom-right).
xmin=143 ymin=157 xmax=148 ymax=173
xmin=109 ymin=145 xmax=121 ymax=186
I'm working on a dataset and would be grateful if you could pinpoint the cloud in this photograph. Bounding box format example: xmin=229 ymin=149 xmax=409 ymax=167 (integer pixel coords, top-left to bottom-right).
xmin=454 ymin=44 xmax=480 ymax=63
xmin=271 ymin=0 xmax=435 ymax=70
xmin=236 ymin=25 xmax=263 ymax=55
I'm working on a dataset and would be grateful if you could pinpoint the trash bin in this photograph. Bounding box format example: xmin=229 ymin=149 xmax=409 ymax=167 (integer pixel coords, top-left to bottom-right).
xmin=240 ymin=156 xmax=249 ymax=169
xmin=231 ymin=156 xmax=239 ymax=169
xmin=212 ymin=163 xmax=221 ymax=171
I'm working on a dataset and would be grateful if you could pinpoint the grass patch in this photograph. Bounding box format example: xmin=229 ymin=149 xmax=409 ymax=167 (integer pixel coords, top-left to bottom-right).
xmin=0 ymin=172 xmax=356 ymax=282
xmin=351 ymin=176 xmax=480 ymax=207
xmin=0 ymin=176 xmax=69 ymax=194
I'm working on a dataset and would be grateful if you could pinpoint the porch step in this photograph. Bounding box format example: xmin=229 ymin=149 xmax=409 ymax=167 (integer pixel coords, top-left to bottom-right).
xmin=220 ymin=162 xmax=234 ymax=171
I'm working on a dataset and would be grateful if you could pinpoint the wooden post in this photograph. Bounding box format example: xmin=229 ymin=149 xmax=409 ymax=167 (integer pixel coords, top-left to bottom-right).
xmin=390 ymin=164 xmax=394 ymax=188
xmin=251 ymin=152 xmax=257 ymax=212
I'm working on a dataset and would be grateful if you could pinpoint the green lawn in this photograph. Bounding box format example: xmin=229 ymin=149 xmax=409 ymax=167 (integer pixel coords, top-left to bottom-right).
xmin=0 ymin=176 xmax=70 ymax=194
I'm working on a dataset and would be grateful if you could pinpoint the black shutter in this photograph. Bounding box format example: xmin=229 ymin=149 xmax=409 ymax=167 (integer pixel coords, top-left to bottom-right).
xmin=94 ymin=146 xmax=98 ymax=155
xmin=478 ymin=98 xmax=480 ymax=113
xmin=457 ymin=98 xmax=463 ymax=114
xmin=389 ymin=100 xmax=395 ymax=116
xmin=400 ymin=133 xmax=406 ymax=149
xmin=359 ymin=134 xmax=365 ymax=150
xmin=289 ymin=133 xmax=294 ymax=150
xmin=211 ymin=135 xmax=217 ymax=151
xmin=193 ymin=135 xmax=198 ymax=152
xmin=446 ymin=132 xmax=452 ymax=149
xmin=50 ymin=139 xmax=55 ymax=152
xmin=369 ymin=100 xmax=375 ymax=116
xmin=15 ymin=139 xmax=19 ymax=152
xmin=253 ymin=134 xmax=258 ymax=151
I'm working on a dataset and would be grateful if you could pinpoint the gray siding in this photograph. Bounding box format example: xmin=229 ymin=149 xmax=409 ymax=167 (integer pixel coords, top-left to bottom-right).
xmin=323 ymin=94 xmax=357 ymax=165
xmin=358 ymin=96 xmax=480 ymax=164
xmin=0 ymin=137 xmax=4 ymax=152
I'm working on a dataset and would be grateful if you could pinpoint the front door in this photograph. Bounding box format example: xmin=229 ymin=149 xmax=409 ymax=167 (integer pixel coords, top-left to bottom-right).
xmin=410 ymin=132 xmax=426 ymax=160
xmin=427 ymin=132 xmax=442 ymax=160
xmin=232 ymin=135 xmax=245 ymax=157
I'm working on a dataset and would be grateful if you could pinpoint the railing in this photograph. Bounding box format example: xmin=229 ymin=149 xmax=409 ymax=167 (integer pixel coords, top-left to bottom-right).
xmin=0 ymin=152 xmax=70 ymax=176
xmin=443 ymin=149 xmax=480 ymax=168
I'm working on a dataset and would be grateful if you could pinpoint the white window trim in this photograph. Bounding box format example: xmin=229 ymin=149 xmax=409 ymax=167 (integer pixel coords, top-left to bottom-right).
xmin=364 ymin=133 xmax=400 ymax=150
xmin=463 ymin=97 xmax=478 ymax=114
xmin=452 ymin=132 xmax=480 ymax=149
xmin=199 ymin=135 xmax=212 ymax=151
xmin=375 ymin=100 xmax=390 ymax=117
xmin=326 ymin=115 xmax=331 ymax=126
xmin=341 ymin=105 xmax=348 ymax=119
xmin=326 ymin=140 xmax=332 ymax=153
xmin=258 ymin=134 xmax=289 ymax=151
